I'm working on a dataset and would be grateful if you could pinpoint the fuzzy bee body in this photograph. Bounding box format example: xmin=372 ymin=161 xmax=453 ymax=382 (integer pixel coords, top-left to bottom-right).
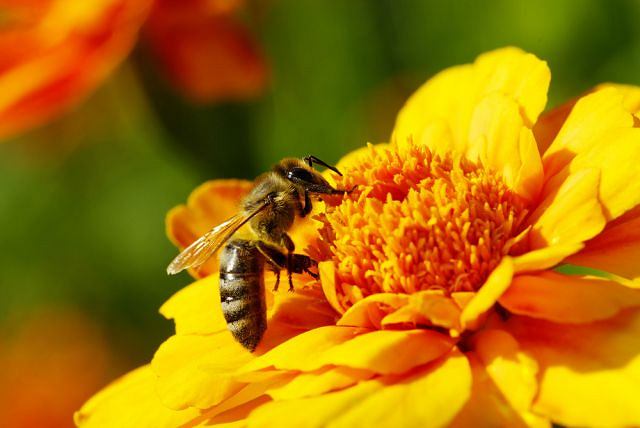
xmin=219 ymin=239 xmax=267 ymax=352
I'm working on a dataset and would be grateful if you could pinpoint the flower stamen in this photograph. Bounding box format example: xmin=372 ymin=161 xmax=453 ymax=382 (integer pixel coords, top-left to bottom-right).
xmin=313 ymin=141 xmax=528 ymax=310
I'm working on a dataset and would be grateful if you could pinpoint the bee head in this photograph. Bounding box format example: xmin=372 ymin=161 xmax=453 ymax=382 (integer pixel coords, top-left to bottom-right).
xmin=275 ymin=157 xmax=345 ymax=195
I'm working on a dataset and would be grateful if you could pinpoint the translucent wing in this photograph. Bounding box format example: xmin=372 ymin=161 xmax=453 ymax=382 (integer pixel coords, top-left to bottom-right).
xmin=166 ymin=201 xmax=269 ymax=275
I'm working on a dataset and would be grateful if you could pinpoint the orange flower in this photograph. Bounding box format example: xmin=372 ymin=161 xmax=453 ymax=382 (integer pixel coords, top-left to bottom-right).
xmin=0 ymin=0 xmax=267 ymax=140
xmin=0 ymin=308 xmax=115 ymax=428
xmin=0 ymin=0 xmax=152 ymax=140
xmin=143 ymin=0 xmax=268 ymax=103
xmin=77 ymin=47 xmax=640 ymax=427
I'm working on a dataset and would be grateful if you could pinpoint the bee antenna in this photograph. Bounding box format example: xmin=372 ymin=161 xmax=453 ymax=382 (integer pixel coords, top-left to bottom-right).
xmin=304 ymin=155 xmax=343 ymax=176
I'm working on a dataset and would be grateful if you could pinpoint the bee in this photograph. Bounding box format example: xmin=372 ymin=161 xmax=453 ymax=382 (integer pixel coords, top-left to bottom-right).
xmin=167 ymin=156 xmax=351 ymax=351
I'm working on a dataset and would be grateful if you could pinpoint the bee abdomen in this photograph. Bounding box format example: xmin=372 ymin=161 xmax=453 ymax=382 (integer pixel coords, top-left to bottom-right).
xmin=219 ymin=240 xmax=267 ymax=352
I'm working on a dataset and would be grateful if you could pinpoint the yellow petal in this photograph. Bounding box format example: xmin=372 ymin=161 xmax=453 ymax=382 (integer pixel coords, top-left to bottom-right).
xmin=183 ymin=373 xmax=293 ymax=427
xmin=393 ymin=64 xmax=473 ymax=153
xmin=268 ymin=285 xmax=338 ymax=332
xmin=502 ymin=271 xmax=640 ymax=323
xmin=532 ymin=96 xmax=577 ymax=156
xmin=334 ymin=143 xmax=388 ymax=173
xmin=512 ymin=242 xmax=584 ymax=273
xmin=337 ymin=293 xmax=409 ymax=329
xmin=505 ymin=309 xmax=640 ymax=426
xmin=596 ymin=83 xmax=640 ymax=116
xmin=240 ymin=326 xmax=454 ymax=375
xmin=567 ymin=206 xmax=640 ymax=281
xmin=472 ymin=47 xmax=550 ymax=126
xmin=467 ymin=93 xmax=543 ymax=202
xmin=450 ymin=354 xmax=535 ymax=428
xmin=152 ymin=331 xmax=253 ymax=410
xmin=188 ymin=397 xmax=270 ymax=428
xmin=159 ymin=275 xmax=226 ymax=335
xmin=527 ymin=168 xmax=606 ymax=249
xmin=564 ymin=127 xmax=640 ymax=220
xmin=248 ymin=351 xmax=472 ymax=428
xmin=380 ymin=291 xmax=462 ymax=332
xmin=472 ymin=330 xmax=547 ymax=428
xmin=393 ymin=47 xmax=549 ymax=155
xmin=318 ymin=261 xmax=347 ymax=314
xmin=267 ymin=367 xmax=374 ymax=401
xmin=75 ymin=365 xmax=199 ymax=428
xmin=166 ymin=179 xmax=253 ymax=278
xmin=460 ymin=257 xmax=513 ymax=330
xmin=542 ymin=87 xmax=633 ymax=178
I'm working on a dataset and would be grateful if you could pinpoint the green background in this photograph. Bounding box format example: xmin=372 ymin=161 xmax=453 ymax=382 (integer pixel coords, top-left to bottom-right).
xmin=1 ymin=0 xmax=639 ymax=372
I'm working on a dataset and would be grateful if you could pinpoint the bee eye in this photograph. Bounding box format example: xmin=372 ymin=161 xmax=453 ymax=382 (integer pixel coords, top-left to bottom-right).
xmin=287 ymin=167 xmax=315 ymax=183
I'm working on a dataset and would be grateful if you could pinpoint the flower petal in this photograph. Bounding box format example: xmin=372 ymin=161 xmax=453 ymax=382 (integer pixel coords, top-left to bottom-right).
xmin=460 ymin=257 xmax=513 ymax=330
xmin=318 ymin=261 xmax=347 ymax=314
xmin=166 ymin=179 xmax=253 ymax=278
xmin=74 ymin=365 xmax=199 ymax=428
xmin=500 ymin=271 xmax=640 ymax=323
xmin=505 ymin=309 xmax=640 ymax=426
xmin=542 ymin=87 xmax=633 ymax=178
xmin=567 ymin=206 xmax=640 ymax=281
xmin=393 ymin=64 xmax=473 ymax=153
xmin=335 ymin=143 xmax=389 ymax=173
xmin=152 ymin=331 xmax=253 ymax=410
xmin=337 ymin=293 xmax=409 ymax=329
xmin=471 ymin=330 xmax=547 ymax=427
xmin=0 ymin=0 xmax=152 ymax=140
xmin=189 ymin=396 xmax=270 ymax=428
xmin=267 ymin=285 xmax=338 ymax=333
xmin=450 ymin=354 xmax=533 ymax=428
xmin=248 ymin=351 xmax=472 ymax=428
xmin=512 ymin=242 xmax=584 ymax=273
xmin=393 ymin=47 xmax=549 ymax=154
xmin=472 ymin=47 xmax=550 ymax=126
xmin=566 ymin=127 xmax=640 ymax=220
xmin=380 ymin=291 xmax=462 ymax=332
xmin=532 ymin=97 xmax=577 ymax=156
xmin=159 ymin=275 xmax=226 ymax=335
xmin=182 ymin=373 xmax=293 ymax=427
xmin=527 ymin=168 xmax=606 ymax=249
xmin=240 ymin=326 xmax=454 ymax=375
xmin=467 ymin=93 xmax=543 ymax=202
xmin=596 ymin=83 xmax=640 ymax=118
xmin=267 ymin=367 xmax=375 ymax=401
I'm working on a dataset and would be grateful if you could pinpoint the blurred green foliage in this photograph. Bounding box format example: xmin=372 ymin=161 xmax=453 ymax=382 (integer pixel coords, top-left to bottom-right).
xmin=1 ymin=0 xmax=639 ymax=367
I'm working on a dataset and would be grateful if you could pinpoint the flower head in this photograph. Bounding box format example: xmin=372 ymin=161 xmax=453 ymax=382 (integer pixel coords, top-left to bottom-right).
xmin=77 ymin=47 xmax=640 ymax=427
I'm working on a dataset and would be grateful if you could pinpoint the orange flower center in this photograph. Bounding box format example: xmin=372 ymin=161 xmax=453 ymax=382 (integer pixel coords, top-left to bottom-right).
xmin=314 ymin=141 xmax=527 ymax=309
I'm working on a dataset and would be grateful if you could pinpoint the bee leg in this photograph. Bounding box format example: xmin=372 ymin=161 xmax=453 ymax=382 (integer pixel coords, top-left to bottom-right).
xmin=293 ymin=188 xmax=313 ymax=218
xmin=302 ymin=190 xmax=312 ymax=217
xmin=256 ymin=242 xmax=286 ymax=292
xmin=304 ymin=267 xmax=319 ymax=279
xmin=281 ymin=234 xmax=296 ymax=292
xmin=273 ymin=269 xmax=281 ymax=292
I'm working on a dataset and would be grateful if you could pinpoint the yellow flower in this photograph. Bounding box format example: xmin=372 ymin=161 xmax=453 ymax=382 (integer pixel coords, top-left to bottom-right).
xmin=77 ymin=47 xmax=640 ymax=427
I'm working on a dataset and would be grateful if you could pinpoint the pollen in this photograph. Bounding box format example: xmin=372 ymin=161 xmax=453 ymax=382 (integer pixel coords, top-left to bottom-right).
xmin=314 ymin=141 xmax=528 ymax=309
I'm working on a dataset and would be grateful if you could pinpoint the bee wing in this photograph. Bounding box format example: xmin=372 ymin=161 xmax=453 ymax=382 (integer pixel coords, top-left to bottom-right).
xmin=166 ymin=201 xmax=269 ymax=275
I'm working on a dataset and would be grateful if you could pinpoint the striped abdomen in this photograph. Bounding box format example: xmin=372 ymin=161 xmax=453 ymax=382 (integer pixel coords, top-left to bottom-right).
xmin=219 ymin=239 xmax=267 ymax=352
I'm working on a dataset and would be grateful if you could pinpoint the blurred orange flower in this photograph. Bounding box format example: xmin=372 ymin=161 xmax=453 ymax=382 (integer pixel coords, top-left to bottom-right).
xmin=143 ymin=0 xmax=268 ymax=103
xmin=0 ymin=0 xmax=152 ymax=140
xmin=0 ymin=308 xmax=115 ymax=428
xmin=0 ymin=0 xmax=268 ymax=140
xmin=77 ymin=48 xmax=640 ymax=427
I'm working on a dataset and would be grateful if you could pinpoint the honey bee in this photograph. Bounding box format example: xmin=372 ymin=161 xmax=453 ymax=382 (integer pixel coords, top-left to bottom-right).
xmin=167 ymin=156 xmax=351 ymax=351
